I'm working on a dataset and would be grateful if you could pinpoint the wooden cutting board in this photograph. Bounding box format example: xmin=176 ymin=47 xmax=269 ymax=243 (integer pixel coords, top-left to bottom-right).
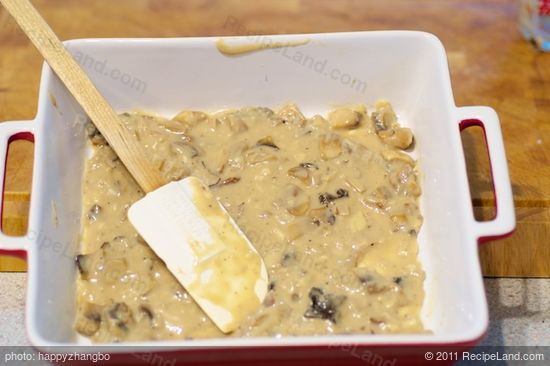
xmin=0 ymin=0 xmax=549 ymax=276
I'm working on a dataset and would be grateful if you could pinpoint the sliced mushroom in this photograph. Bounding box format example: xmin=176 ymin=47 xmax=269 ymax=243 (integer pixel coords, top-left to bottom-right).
xmin=371 ymin=100 xmax=397 ymax=131
xmin=379 ymin=128 xmax=414 ymax=150
xmin=256 ymin=136 xmax=279 ymax=150
xmin=172 ymin=110 xmax=210 ymax=127
xmin=169 ymin=141 xmax=200 ymax=159
xmin=157 ymin=119 xmax=190 ymax=135
xmin=106 ymin=302 xmax=134 ymax=336
xmin=319 ymin=133 xmax=342 ymax=160
xmin=328 ymin=108 xmax=361 ymax=129
xmin=226 ymin=114 xmax=249 ymax=133
xmin=74 ymin=303 xmax=103 ymax=337
xmin=287 ymin=166 xmax=313 ymax=186
xmin=245 ymin=145 xmax=278 ymax=165
xmin=382 ymin=149 xmax=415 ymax=165
xmin=277 ymin=104 xmax=306 ymax=126
xmin=372 ymin=100 xmax=414 ymax=149
xmin=279 ymin=184 xmax=310 ymax=216
xmin=138 ymin=305 xmax=154 ymax=321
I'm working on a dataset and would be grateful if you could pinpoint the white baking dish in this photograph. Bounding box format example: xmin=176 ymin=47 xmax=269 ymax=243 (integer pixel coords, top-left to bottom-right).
xmin=0 ymin=31 xmax=514 ymax=363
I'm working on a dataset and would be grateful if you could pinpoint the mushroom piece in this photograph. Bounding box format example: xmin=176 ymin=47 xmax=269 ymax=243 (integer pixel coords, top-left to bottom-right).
xmin=106 ymin=302 xmax=134 ymax=336
xmin=157 ymin=119 xmax=190 ymax=135
xmin=388 ymin=164 xmax=421 ymax=196
xmin=245 ymin=145 xmax=278 ymax=165
xmin=225 ymin=114 xmax=249 ymax=134
xmin=256 ymin=136 xmax=279 ymax=150
xmin=328 ymin=108 xmax=361 ymax=129
xmin=74 ymin=303 xmax=103 ymax=337
xmin=169 ymin=141 xmax=200 ymax=159
xmin=85 ymin=123 xmax=107 ymax=146
xmin=279 ymin=184 xmax=310 ymax=216
xmin=86 ymin=204 xmax=102 ymax=222
xmin=287 ymin=166 xmax=313 ymax=186
xmin=381 ymin=150 xmax=415 ymax=165
xmin=372 ymin=100 xmax=414 ymax=150
xmin=75 ymin=254 xmax=93 ymax=280
xmin=303 ymin=287 xmax=346 ymax=323
xmin=353 ymin=268 xmax=397 ymax=294
xmin=277 ymin=104 xmax=306 ymax=126
xmin=379 ymin=127 xmax=414 ymax=150
xmin=318 ymin=189 xmax=349 ymax=205
xmin=319 ymin=133 xmax=342 ymax=160
xmin=138 ymin=305 xmax=154 ymax=321
xmin=172 ymin=110 xmax=210 ymax=127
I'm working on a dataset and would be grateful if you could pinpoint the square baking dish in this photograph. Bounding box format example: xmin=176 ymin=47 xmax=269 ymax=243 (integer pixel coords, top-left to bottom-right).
xmin=0 ymin=31 xmax=515 ymax=364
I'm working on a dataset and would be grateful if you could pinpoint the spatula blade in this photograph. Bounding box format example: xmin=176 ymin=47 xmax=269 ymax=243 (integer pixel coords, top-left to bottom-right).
xmin=128 ymin=176 xmax=268 ymax=333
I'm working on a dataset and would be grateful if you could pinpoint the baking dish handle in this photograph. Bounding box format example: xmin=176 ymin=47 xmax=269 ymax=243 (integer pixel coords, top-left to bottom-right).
xmin=457 ymin=106 xmax=515 ymax=243
xmin=0 ymin=120 xmax=35 ymax=255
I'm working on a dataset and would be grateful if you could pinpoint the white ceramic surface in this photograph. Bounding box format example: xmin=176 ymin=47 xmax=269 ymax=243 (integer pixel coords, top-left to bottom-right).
xmin=0 ymin=31 xmax=515 ymax=352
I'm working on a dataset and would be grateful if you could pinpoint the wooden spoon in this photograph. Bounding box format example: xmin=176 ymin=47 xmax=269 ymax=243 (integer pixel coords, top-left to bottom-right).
xmin=0 ymin=0 xmax=268 ymax=333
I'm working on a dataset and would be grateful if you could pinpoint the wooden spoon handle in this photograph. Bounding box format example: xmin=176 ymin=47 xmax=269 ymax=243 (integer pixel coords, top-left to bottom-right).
xmin=0 ymin=0 xmax=165 ymax=193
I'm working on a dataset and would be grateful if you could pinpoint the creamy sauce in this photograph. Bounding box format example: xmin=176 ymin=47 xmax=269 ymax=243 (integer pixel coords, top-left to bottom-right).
xmin=215 ymin=38 xmax=310 ymax=55
xmin=74 ymin=102 xmax=426 ymax=342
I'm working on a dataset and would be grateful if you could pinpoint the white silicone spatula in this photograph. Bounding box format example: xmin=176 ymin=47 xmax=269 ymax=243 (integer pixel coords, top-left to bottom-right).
xmin=1 ymin=0 xmax=268 ymax=333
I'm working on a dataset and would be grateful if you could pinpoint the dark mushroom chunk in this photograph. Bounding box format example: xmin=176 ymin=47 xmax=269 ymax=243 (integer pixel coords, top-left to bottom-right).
xmin=336 ymin=189 xmax=349 ymax=198
xmin=139 ymin=305 xmax=154 ymax=321
xmin=75 ymin=254 xmax=92 ymax=280
xmin=107 ymin=302 xmax=134 ymax=333
xmin=319 ymin=188 xmax=349 ymax=206
xmin=319 ymin=193 xmax=336 ymax=205
xmin=86 ymin=204 xmax=102 ymax=222
xmin=304 ymin=287 xmax=346 ymax=323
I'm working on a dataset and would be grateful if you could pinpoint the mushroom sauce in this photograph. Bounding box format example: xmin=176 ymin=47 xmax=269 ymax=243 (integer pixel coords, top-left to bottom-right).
xmin=74 ymin=101 xmax=426 ymax=342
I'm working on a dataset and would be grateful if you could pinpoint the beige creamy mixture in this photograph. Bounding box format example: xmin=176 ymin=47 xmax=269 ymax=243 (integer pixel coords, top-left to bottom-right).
xmin=74 ymin=101 xmax=425 ymax=342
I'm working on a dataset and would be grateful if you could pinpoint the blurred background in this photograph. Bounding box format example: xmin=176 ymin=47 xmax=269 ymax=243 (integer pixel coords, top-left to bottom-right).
xmin=1 ymin=0 xmax=548 ymax=276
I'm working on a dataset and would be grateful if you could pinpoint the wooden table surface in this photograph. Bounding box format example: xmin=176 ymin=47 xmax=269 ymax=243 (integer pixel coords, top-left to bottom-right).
xmin=0 ymin=0 xmax=549 ymax=275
